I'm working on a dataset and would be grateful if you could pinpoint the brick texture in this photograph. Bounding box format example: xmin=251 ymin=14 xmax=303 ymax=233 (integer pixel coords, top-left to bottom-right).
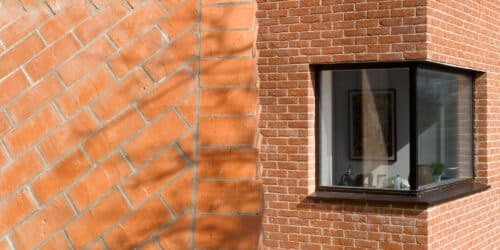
xmin=0 ymin=0 xmax=260 ymax=249
xmin=0 ymin=0 xmax=497 ymax=249
xmin=256 ymin=0 xmax=499 ymax=249
xmin=425 ymin=1 xmax=499 ymax=249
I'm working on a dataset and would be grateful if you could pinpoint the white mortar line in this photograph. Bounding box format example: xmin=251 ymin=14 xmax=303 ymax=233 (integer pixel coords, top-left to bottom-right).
xmin=64 ymin=192 xmax=80 ymax=215
xmin=117 ymin=184 xmax=135 ymax=209
xmin=26 ymin=186 xmax=42 ymax=208
xmin=5 ymin=234 xmax=17 ymax=250
xmin=190 ymin=0 xmax=202 ymax=247
xmin=63 ymin=230 xmax=77 ymax=250
xmin=153 ymin=239 xmax=164 ymax=250
xmin=157 ymin=193 xmax=177 ymax=219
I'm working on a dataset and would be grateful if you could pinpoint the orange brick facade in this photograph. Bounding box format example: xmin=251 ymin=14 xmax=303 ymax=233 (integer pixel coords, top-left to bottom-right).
xmin=0 ymin=0 xmax=497 ymax=250
xmin=0 ymin=0 xmax=260 ymax=249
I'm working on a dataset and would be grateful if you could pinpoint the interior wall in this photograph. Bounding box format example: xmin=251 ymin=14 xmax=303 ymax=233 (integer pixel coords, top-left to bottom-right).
xmin=320 ymin=68 xmax=411 ymax=188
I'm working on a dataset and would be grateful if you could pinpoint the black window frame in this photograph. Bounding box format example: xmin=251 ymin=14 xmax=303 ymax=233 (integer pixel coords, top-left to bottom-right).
xmin=310 ymin=61 xmax=489 ymax=204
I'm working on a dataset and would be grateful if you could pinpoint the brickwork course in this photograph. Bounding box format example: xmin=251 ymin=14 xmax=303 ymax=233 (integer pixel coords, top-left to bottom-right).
xmin=0 ymin=0 xmax=497 ymax=249
xmin=0 ymin=0 xmax=260 ymax=249
xmin=256 ymin=0 xmax=499 ymax=249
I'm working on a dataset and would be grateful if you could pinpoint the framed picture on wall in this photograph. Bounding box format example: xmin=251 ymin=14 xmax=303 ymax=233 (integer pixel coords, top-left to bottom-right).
xmin=348 ymin=88 xmax=396 ymax=161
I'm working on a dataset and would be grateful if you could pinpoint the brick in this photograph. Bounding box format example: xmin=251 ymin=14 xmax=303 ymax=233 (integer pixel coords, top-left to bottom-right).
xmin=123 ymin=147 xmax=188 ymax=205
xmin=86 ymin=0 xmax=116 ymax=8
xmin=0 ymin=33 xmax=45 ymax=79
xmin=138 ymin=69 xmax=196 ymax=120
xmin=200 ymin=59 xmax=256 ymax=85
xmin=0 ymin=147 xmax=8 ymax=168
xmin=39 ymin=109 xmax=99 ymax=163
xmin=0 ymin=239 xmax=10 ymax=250
xmin=177 ymin=94 xmax=196 ymax=127
xmin=108 ymin=0 xmax=167 ymax=47
xmin=25 ymin=34 xmax=81 ymax=82
xmin=202 ymin=4 xmax=255 ymax=30
xmin=178 ymin=131 xmax=195 ymax=160
xmin=57 ymin=66 xmax=116 ymax=116
xmin=58 ymin=37 xmax=116 ymax=86
xmin=32 ymin=149 xmax=91 ymax=204
xmin=0 ymin=112 xmax=11 ymax=136
xmin=66 ymin=190 xmax=130 ymax=248
xmin=199 ymin=117 xmax=256 ymax=146
xmin=378 ymin=241 xmax=403 ymax=250
xmin=195 ymin=215 xmax=261 ymax=249
xmin=139 ymin=241 xmax=161 ymax=250
xmin=84 ymin=108 xmax=145 ymax=162
xmin=161 ymin=169 xmax=193 ymax=214
xmin=118 ymin=0 xmax=138 ymax=7
xmin=0 ymin=150 xmax=44 ymax=200
xmin=157 ymin=212 xmax=192 ymax=249
xmin=124 ymin=111 xmax=186 ymax=166
xmin=75 ymin=0 xmax=129 ymax=44
xmin=105 ymin=198 xmax=171 ymax=249
xmin=86 ymin=241 xmax=106 ymax=250
xmin=45 ymin=0 xmax=76 ymax=13
xmin=68 ymin=153 xmax=131 ymax=210
xmin=92 ymin=69 xmax=152 ymax=121
xmin=160 ymin=0 xmax=198 ymax=38
xmin=144 ymin=31 xmax=197 ymax=82
xmin=4 ymin=106 xmax=61 ymax=156
xmin=40 ymin=0 xmax=92 ymax=43
xmin=201 ymin=31 xmax=254 ymax=57
xmin=39 ymin=232 xmax=70 ymax=250
xmin=0 ymin=71 xmax=30 ymax=107
xmin=0 ymin=0 xmax=24 ymax=29
xmin=199 ymin=148 xmax=257 ymax=178
xmin=0 ymin=189 xmax=37 ymax=236
xmin=7 ymin=74 xmax=63 ymax=123
xmin=203 ymin=0 xmax=248 ymax=3
xmin=0 ymin=8 xmax=50 ymax=48
xmin=197 ymin=180 xmax=261 ymax=213
xmin=108 ymin=29 xmax=165 ymax=78
xmin=22 ymin=0 xmax=42 ymax=10
xmin=12 ymin=196 xmax=74 ymax=250
xmin=201 ymin=87 xmax=257 ymax=115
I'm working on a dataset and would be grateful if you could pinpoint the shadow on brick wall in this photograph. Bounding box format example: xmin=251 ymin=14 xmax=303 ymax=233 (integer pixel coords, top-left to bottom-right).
xmin=0 ymin=0 xmax=263 ymax=249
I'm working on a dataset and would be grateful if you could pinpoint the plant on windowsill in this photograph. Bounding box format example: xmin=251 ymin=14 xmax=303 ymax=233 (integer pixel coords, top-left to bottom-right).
xmin=431 ymin=162 xmax=445 ymax=182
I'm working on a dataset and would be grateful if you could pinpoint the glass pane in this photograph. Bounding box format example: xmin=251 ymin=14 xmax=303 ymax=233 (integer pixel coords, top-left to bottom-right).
xmin=416 ymin=68 xmax=473 ymax=188
xmin=319 ymin=68 xmax=410 ymax=190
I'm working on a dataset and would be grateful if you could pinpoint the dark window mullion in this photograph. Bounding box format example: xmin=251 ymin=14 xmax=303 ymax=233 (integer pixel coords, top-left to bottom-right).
xmin=409 ymin=65 xmax=418 ymax=191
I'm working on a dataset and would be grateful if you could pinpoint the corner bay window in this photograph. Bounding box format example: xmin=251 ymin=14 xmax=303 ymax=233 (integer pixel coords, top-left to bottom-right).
xmin=313 ymin=62 xmax=488 ymax=203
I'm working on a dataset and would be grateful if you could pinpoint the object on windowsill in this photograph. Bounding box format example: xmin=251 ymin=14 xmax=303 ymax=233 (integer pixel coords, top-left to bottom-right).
xmin=445 ymin=167 xmax=459 ymax=178
xmin=394 ymin=174 xmax=401 ymax=189
xmin=431 ymin=162 xmax=445 ymax=183
xmin=353 ymin=174 xmax=364 ymax=187
xmin=418 ymin=164 xmax=433 ymax=185
xmin=338 ymin=167 xmax=353 ymax=186
xmin=384 ymin=176 xmax=410 ymax=189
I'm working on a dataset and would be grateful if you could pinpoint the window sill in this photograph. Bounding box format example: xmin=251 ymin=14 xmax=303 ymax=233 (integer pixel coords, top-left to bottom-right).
xmin=307 ymin=181 xmax=489 ymax=206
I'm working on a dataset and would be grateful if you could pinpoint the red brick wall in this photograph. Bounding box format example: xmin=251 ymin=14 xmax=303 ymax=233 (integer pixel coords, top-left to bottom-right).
xmin=425 ymin=0 xmax=499 ymax=249
xmin=0 ymin=0 xmax=498 ymax=249
xmin=256 ymin=0 xmax=499 ymax=249
xmin=0 ymin=0 xmax=261 ymax=249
